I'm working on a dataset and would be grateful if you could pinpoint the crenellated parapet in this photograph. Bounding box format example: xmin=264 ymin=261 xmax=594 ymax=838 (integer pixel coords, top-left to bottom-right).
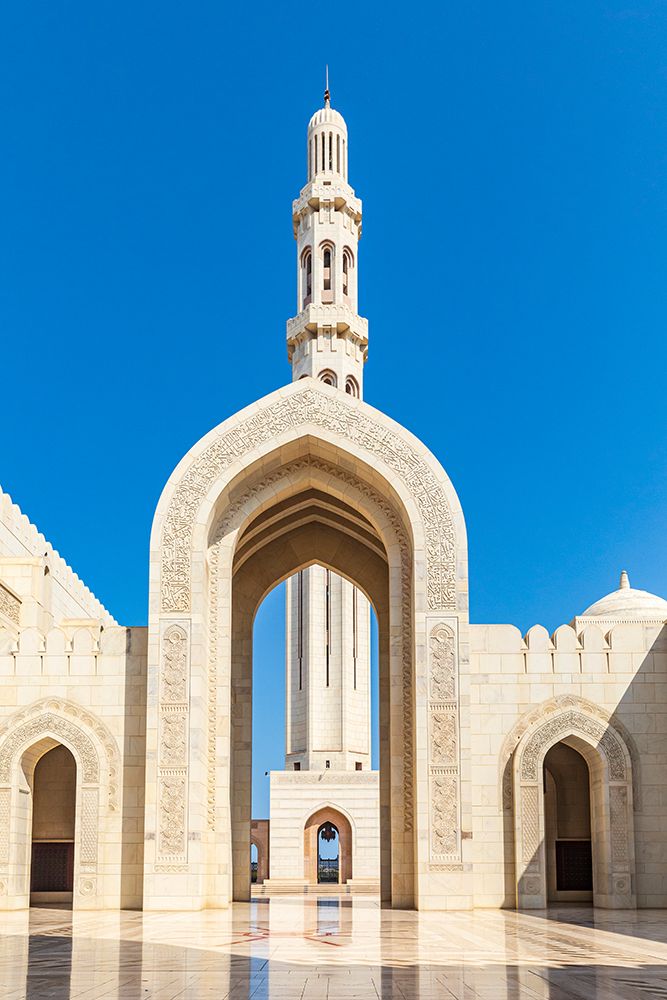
xmin=0 ymin=485 xmax=117 ymax=628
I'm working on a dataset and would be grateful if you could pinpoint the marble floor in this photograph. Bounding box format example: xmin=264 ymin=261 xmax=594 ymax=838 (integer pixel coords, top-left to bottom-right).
xmin=3 ymin=898 xmax=667 ymax=999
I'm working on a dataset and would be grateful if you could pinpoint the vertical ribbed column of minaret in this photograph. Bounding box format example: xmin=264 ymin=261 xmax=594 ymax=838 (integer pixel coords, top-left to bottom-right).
xmin=286 ymin=85 xmax=368 ymax=395
xmin=285 ymin=567 xmax=371 ymax=771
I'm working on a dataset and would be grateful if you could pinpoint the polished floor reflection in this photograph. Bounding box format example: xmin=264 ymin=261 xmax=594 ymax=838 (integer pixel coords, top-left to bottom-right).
xmin=3 ymin=897 xmax=667 ymax=998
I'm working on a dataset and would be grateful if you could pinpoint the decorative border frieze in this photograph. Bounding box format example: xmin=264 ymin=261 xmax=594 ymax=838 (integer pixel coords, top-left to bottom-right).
xmin=156 ymin=623 xmax=190 ymax=865
xmin=427 ymin=619 xmax=461 ymax=863
xmin=161 ymin=386 xmax=457 ymax=615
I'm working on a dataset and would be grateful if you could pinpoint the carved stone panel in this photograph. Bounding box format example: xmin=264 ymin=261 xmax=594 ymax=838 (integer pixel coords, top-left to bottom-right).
xmin=0 ymin=584 xmax=20 ymax=626
xmin=160 ymin=387 xmax=457 ymax=614
xmin=157 ymin=623 xmax=190 ymax=863
xmin=430 ymin=772 xmax=458 ymax=857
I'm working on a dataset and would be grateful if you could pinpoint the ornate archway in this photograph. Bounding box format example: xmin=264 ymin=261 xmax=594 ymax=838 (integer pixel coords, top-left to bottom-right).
xmin=0 ymin=699 xmax=119 ymax=909
xmin=303 ymin=806 xmax=353 ymax=885
xmin=513 ymin=705 xmax=636 ymax=909
xmin=145 ymin=380 xmax=469 ymax=911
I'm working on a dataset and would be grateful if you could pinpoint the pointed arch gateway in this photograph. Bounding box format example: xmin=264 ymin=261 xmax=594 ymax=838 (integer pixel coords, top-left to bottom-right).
xmin=144 ymin=380 xmax=468 ymax=911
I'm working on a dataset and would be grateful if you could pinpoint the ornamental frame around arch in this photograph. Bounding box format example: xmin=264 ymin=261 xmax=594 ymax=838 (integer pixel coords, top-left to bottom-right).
xmin=512 ymin=706 xmax=636 ymax=910
xmin=157 ymin=385 xmax=462 ymax=616
xmin=0 ymin=702 xmax=118 ymax=906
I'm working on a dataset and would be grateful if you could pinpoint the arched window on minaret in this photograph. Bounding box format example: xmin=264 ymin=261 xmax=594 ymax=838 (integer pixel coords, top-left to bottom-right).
xmin=345 ymin=375 xmax=359 ymax=397
xmin=302 ymin=248 xmax=312 ymax=309
xmin=342 ymin=248 xmax=353 ymax=299
xmin=322 ymin=245 xmax=333 ymax=300
xmin=319 ymin=370 xmax=337 ymax=387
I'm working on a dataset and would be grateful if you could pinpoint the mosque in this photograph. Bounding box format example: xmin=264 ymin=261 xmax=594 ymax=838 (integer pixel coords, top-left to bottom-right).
xmin=1 ymin=87 xmax=666 ymax=913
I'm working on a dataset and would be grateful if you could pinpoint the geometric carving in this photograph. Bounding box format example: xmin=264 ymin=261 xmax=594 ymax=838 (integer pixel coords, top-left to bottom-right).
xmin=160 ymin=712 xmax=188 ymax=766
xmin=431 ymin=714 xmax=457 ymax=765
xmin=431 ymin=772 xmax=458 ymax=856
xmin=0 ymin=788 xmax=9 ymax=865
xmin=520 ymin=710 xmax=626 ymax=782
xmin=430 ymin=624 xmax=456 ymax=701
xmin=610 ymin=785 xmax=629 ymax=865
xmin=159 ymin=773 xmax=187 ymax=856
xmin=521 ymin=785 xmax=540 ymax=868
xmin=0 ymin=698 xmax=119 ymax=809
xmin=161 ymin=627 xmax=188 ymax=704
xmin=161 ymin=386 xmax=457 ymax=614
xmin=0 ymin=583 xmax=20 ymax=626
xmin=0 ymin=713 xmax=99 ymax=783
xmin=80 ymin=788 xmax=99 ymax=866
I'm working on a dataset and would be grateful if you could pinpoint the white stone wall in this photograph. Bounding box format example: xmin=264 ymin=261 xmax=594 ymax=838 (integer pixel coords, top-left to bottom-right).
xmin=267 ymin=770 xmax=380 ymax=885
xmin=285 ymin=566 xmax=371 ymax=772
xmin=469 ymin=620 xmax=667 ymax=909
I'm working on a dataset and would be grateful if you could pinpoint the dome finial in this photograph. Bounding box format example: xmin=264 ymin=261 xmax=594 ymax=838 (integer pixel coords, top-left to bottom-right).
xmin=620 ymin=569 xmax=630 ymax=590
xmin=324 ymin=64 xmax=330 ymax=108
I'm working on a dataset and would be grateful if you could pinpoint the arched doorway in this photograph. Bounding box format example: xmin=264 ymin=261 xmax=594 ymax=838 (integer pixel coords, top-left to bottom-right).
xmin=304 ymin=807 xmax=352 ymax=885
xmin=30 ymin=744 xmax=76 ymax=905
xmin=250 ymin=842 xmax=258 ymax=884
xmin=513 ymin=708 xmax=636 ymax=909
xmin=543 ymin=742 xmax=593 ymax=903
xmin=145 ymin=381 xmax=469 ymax=911
xmin=317 ymin=822 xmax=339 ymax=884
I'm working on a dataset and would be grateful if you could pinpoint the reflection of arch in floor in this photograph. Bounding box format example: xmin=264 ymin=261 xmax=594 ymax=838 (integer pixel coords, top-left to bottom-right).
xmin=304 ymin=806 xmax=352 ymax=885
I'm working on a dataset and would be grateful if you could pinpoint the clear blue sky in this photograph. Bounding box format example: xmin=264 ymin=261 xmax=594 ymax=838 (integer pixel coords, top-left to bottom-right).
xmin=2 ymin=2 xmax=666 ymax=816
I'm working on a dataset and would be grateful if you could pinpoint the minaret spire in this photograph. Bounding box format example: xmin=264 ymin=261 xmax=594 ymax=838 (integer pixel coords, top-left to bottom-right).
xmin=286 ymin=89 xmax=368 ymax=397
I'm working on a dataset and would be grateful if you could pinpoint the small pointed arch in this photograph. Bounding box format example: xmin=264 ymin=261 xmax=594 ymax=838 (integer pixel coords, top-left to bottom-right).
xmin=300 ymin=246 xmax=313 ymax=308
xmin=345 ymin=375 xmax=359 ymax=398
xmin=342 ymin=246 xmax=354 ymax=298
xmin=320 ymin=240 xmax=334 ymax=293
xmin=318 ymin=369 xmax=337 ymax=388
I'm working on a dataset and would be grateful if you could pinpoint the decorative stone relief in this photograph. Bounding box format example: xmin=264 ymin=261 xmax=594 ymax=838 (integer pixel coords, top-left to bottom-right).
xmin=520 ymin=710 xmax=626 ymax=782
xmin=431 ymin=714 xmax=457 ymax=765
xmin=428 ymin=621 xmax=460 ymax=862
xmin=500 ymin=695 xmax=641 ymax=813
xmin=80 ymin=787 xmax=99 ymax=866
xmin=430 ymin=772 xmax=458 ymax=856
xmin=521 ymin=785 xmax=540 ymax=870
xmin=79 ymin=877 xmax=96 ymax=897
xmin=159 ymin=773 xmax=187 ymax=857
xmin=0 ymin=699 xmax=119 ymax=809
xmin=0 ymin=714 xmax=99 ymax=783
xmin=157 ymin=624 xmax=190 ymax=862
xmin=162 ymin=387 xmax=457 ymax=614
xmin=610 ymin=785 xmax=629 ymax=865
xmin=0 ymin=584 xmax=20 ymax=626
xmin=0 ymin=788 xmax=9 ymax=865
xmin=209 ymin=455 xmax=416 ymax=832
xmin=161 ymin=627 xmax=188 ymax=704
xmin=430 ymin=624 xmax=456 ymax=702
xmin=160 ymin=711 xmax=188 ymax=766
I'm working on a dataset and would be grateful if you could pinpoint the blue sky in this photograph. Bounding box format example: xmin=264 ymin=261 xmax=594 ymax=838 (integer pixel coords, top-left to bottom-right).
xmin=2 ymin=2 xmax=666 ymax=816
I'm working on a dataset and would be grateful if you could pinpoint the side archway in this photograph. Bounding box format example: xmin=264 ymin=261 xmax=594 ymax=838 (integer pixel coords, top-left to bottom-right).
xmin=0 ymin=700 xmax=120 ymax=909
xmin=513 ymin=706 xmax=636 ymax=909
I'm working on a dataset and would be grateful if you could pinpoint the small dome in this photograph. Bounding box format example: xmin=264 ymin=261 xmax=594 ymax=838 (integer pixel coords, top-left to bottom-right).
xmin=581 ymin=571 xmax=667 ymax=620
xmin=308 ymin=105 xmax=347 ymax=133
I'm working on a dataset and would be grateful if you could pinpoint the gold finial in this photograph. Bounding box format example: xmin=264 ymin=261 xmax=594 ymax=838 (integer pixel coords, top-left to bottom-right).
xmin=324 ymin=64 xmax=330 ymax=107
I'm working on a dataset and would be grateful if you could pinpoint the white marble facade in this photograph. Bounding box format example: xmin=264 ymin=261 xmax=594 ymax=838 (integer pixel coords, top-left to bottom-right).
xmin=1 ymin=89 xmax=666 ymax=913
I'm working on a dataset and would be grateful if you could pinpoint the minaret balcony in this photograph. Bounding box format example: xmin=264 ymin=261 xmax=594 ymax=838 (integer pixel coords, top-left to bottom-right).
xmin=292 ymin=183 xmax=362 ymax=221
xmin=286 ymin=303 xmax=368 ymax=347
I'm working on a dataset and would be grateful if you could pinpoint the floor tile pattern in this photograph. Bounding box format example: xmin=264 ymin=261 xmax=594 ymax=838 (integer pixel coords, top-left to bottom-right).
xmin=3 ymin=897 xmax=667 ymax=998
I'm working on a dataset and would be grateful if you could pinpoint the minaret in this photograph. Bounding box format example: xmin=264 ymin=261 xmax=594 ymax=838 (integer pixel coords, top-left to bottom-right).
xmin=286 ymin=79 xmax=368 ymax=396
xmin=284 ymin=85 xmax=372 ymax=773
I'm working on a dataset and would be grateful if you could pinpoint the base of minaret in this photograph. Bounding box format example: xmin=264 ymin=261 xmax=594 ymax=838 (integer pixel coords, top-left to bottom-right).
xmin=262 ymin=768 xmax=380 ymax=889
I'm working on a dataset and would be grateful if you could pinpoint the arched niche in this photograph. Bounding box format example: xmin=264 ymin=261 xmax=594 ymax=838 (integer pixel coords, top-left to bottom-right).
xmin=0 ymin=702 xmax=119 ymax=910
xmin=304 ymin=806 xmax=353 ymax=885
xmin=513 ymin=708 xmax=636 ymax=910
